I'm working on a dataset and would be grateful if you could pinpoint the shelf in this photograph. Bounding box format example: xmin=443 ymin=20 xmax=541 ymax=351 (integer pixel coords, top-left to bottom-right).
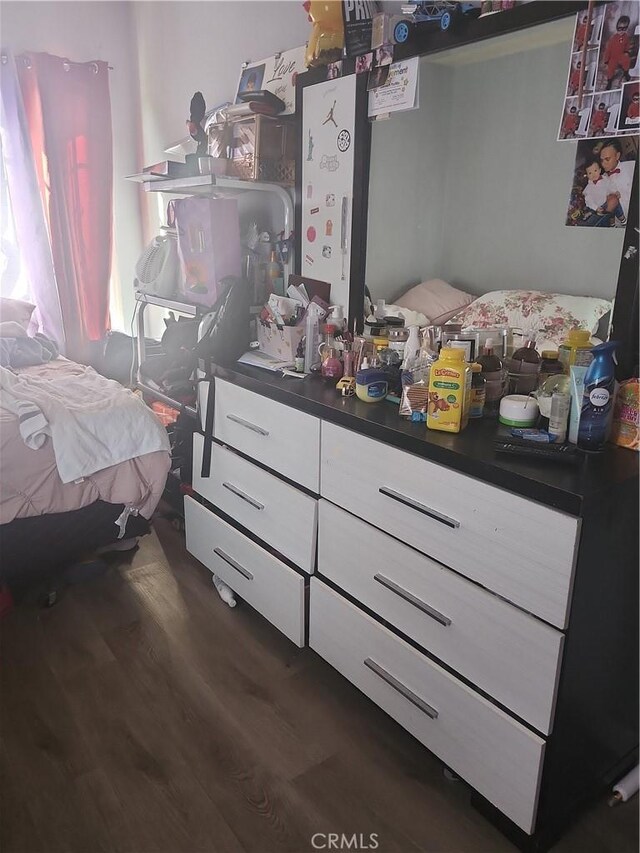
xmin=137 ymin=381 xmax=198 ymax=420
xmin=134 ymin=291 xmax=202 ymax=316
xmin=393 ymin=0 xmax=589 ymax=64
xmin=141 ymin=174 xmax=292 ymax=198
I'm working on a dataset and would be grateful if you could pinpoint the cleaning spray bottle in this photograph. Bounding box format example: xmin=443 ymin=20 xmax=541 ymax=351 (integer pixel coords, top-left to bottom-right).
xmin=577 ymin=341 xmax=618 ymax=452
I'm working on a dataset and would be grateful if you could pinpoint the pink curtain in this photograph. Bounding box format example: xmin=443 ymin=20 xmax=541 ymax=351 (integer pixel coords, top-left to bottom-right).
xmin=19 ymin=53 xmax=113 ymax=363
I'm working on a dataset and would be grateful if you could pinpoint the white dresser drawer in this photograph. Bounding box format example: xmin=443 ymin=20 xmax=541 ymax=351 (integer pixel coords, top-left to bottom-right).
xmin=318 ymin=501 xmax=563 ymax=735
xmin=193 ymin=434 xmax=317 ymax=573
xmin=310 ymin=578 xmax=544 ymax=834
xmin=185 ymin=496 xmax=305 ymax=646
xmin=214 ymin=379 xmax=321 ymax=492
xmin=320 ymin=423 xmax=579 ymax=629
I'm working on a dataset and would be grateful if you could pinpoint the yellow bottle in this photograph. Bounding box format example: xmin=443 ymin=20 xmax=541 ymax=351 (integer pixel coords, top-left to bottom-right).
xmin=558 ymin=329 xmax=593 ymax=374
xmin=427 ymin=347 xmax=471 ymax=433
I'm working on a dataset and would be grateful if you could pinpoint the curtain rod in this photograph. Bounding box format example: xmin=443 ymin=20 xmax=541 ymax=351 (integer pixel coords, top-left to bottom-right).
xmin=0 ymin=52 xmax=113 ymax=70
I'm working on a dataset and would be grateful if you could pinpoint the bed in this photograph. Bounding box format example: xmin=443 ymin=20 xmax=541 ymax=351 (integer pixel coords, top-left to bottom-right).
xmin=0 ymin=337 xmax=171 ymax=590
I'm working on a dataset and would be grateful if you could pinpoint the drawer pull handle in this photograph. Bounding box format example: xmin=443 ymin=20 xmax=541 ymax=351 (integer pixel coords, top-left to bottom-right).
xmin=374 ymin=574 xmax=452 ymax=627
xmin=379 ymin=487 xmax=460 ymax=530
xmin=226 ymin=414 xmax=269 ymax=437
xmin=364 ymin=658 xmax=438 ymax=720
xmin=213 ymin=548 xmax=254 ymax=581
xmin=222 ymin=481 xmax=265 ymax=511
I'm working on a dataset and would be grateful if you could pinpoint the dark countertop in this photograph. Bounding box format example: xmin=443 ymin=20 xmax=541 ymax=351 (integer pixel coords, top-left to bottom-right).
xmin=209 ymin=363 xmax=639 ymax=517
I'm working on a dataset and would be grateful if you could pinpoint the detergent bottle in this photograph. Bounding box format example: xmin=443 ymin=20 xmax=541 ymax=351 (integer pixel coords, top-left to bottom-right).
xmin=577 ymin=341 xmax=618 ymax=452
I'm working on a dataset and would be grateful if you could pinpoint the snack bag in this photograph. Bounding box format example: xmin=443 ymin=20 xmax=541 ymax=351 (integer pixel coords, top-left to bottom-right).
xmin=611 ymin=378 xmax=639 ymax=451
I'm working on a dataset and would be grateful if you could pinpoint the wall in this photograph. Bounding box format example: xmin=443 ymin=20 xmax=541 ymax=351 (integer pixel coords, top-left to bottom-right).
xmin=1 ymin=0 xmax=310 ymax=332
xmin=367 ymin=37 xmax=624 ymax=302
xmin=0 ymin=1 xmax=144 ymax=332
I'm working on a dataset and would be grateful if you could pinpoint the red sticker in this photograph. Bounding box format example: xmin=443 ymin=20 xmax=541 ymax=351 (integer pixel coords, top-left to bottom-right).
xmin=307 ymin=226 xmax=317 ymax=243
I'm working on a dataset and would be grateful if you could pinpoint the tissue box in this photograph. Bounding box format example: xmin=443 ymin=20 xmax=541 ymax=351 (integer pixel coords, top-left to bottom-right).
xmin=257 ymin=322 xmax=304 ymax=361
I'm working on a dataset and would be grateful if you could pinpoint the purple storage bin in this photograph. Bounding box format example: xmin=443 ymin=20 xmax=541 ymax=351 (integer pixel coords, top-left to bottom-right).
xmin=174 ymin=197 xmax=242 ymax=306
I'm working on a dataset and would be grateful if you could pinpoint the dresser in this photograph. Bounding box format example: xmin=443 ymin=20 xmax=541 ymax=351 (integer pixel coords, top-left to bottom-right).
xmin=185 ymin=365 xmax=638 ymax=852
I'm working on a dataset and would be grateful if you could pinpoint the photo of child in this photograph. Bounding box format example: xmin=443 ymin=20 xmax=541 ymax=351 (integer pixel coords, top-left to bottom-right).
xmin=236 ymin=64 xmax=265 ymax=103
xmin=588 ymin=90 xmax=622 ymax=136
xmin=559 ymin=95 xmax=592 ymax=140
xmin=573 ymin=10 xmax=594 ymax=52
xmin=619 ymin=80 xmax=640 ymax=129
xmin=566 ymin=50 xmax=598 ymax=98
xmin=355 ymin=53 xmax=373 ymax=75
xmin=596 ymin=2 xmax=639 ymax=91
xmin=566 ymin=136 xmax=638 ymax=227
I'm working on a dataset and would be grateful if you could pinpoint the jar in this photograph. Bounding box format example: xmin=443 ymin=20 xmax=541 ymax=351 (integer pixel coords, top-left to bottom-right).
xmin=355 ymin=359 xmax=388 ymax=403
xmin=539 ymin=350 xmax=564 ymax=388
xmin=321 ymin=347 xmax=343 ymax=381
xmin=469 ymin=363 xmax=486 ymax=418
xmin=558 ymin=329 xmax=593 ymax=373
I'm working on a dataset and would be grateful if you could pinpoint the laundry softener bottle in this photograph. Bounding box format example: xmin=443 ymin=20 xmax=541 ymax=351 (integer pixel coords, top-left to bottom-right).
xmin=577 ymin=341 xmax=618 ymax=451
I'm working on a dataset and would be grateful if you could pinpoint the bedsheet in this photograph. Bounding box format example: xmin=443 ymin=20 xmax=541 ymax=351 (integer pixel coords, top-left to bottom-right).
xmin=0 ymin=360 xmax=170 ymax=524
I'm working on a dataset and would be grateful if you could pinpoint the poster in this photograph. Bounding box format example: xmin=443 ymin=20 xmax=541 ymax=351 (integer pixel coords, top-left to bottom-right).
xmin=565 ymin=135 xmax=638 ymax=227
xmin=235 ymin=46 xmax=306 ymax=115
xmin=342 ymin=0 xmax=380 ymax=57
xmin=302 ymin=75 xmax=357 ymax=312
xmin=368 ymin=57 xmax=419 ymax=118
xmin=558 ymin=1 xmax=640 ymax=141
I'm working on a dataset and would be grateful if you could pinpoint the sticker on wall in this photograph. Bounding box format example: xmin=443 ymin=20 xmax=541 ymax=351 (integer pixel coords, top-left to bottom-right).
xmin=306 ymin=225 xmax=317 ymax=243
xmin=305 ymin=253 xmax=314 ymax=265
xmin=322 ymin=245 xmax=332 ymax=259
xmin=337 ymin=128 xmax=351 ymax=152
xmin=367 ymin=66 xmax=390 ymax=91
xmin=323 ymin=100 xmax=338 ymax=127
xmin=326 ymin=193 xmax=336 ymax=207
xmin=558 ymin=1 xmax=640 ymax=141
xmin=327 ymin=61 xmax=342 ymax=80
xmin=320 ymin=154 xmax=340 ymax=171
xmin=325 ymin=220 xmax=333 ymax=236
xmin=375 ymin=46 xmax=393 ymax=67
xmin=307 ymin=130 xmax=315 ymax=161
xmin=307 ymin=184 xmax=313 ymax=199
xmin=355 ymin=53 xmax=373 ymax=74
xmin=311 ymin=206 xmax=320 ymax=215
xmin=565 ymin=135 xmax=638 ymax=226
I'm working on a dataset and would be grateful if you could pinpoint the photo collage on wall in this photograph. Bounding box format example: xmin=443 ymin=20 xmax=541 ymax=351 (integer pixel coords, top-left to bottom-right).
xmin=558 ymin=0 xmax=640 ymax=141
xmin=565 ymin=135 xmax=638 ymax=227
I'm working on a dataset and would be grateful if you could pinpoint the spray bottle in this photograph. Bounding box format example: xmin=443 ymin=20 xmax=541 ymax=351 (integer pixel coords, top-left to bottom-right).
xmin=577 ymin=341 xmax=618 ymax=452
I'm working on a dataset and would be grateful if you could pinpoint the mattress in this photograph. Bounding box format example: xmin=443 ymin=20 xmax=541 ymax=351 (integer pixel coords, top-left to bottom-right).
xmin=0 ymin=359 xmax=171 ymax=525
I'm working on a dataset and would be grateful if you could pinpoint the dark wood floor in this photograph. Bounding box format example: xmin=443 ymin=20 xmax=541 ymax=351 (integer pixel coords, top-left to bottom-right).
xmin=1 ymin=514 xmax=638 ymax=853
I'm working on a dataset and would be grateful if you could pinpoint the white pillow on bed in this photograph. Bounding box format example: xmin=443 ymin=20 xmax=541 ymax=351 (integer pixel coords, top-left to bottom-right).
xmin=0 ymin=297 xmax=36 ymax=330
xmin=395 ymin=279 xmax=475 ymax=325
xmin=449 ymin=290 xmax=612 ymax=347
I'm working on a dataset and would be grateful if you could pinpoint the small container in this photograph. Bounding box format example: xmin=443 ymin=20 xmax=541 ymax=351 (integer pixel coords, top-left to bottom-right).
xmin=356 ymin=358 xmax=388 ymax=403
xmin=477 ymin=338 xmax=505 ymax=416
xmin=499 ymin=395 xmax=540 ymax=428
xmin=507 ymin=335 xmax=540 ymax=395
xmin=469 ymin=363 xmax=486 ymax=418
xmin=321 ymin=347 xmax=343 ymax=381
xmin=538 ymin=350 xmax=564 ymax=388
xmin=294 ymin=338 xmax=305 ymax=373
xmin=558 ymin=329 xmax=593 ymax=374
xmin=548 ymin=392 xmax=570 ymax=443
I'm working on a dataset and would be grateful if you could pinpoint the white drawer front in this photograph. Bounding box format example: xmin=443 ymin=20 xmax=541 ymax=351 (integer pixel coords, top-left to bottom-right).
xmin=214 ymin=379 xmax=321 ymax=492
xmin=320 ymin=423 xmax=579 ymax=629
xmin=193 ymin=434 xmax=317 ymax=573
xmin=310 ymin=579 xmax=544 ymax=834
xmin=318 ymin=501 xmax=563 ymax=735
xmin=185 ymin=496 xmax=305 ymax=646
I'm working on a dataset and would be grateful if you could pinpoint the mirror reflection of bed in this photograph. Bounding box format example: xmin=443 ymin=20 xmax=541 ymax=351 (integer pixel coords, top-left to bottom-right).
xmin=365 ymin=18 xmax=634 ymax=349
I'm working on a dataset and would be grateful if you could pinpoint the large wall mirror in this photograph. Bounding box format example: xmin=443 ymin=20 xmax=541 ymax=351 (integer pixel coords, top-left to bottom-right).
xmin=365 ymin=17 xmax=633 ymax=307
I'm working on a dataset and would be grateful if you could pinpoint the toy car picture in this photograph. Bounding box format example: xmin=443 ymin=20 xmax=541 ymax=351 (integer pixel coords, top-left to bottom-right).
xmin=394 ymin=2 xmax=480 ymax=43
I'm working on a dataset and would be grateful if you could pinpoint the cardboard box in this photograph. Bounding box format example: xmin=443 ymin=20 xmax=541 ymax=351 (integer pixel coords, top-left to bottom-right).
xmin=257 ymin=322 xmax=304 ymax=362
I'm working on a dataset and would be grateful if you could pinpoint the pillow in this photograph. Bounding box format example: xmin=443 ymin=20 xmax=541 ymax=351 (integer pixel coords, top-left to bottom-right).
xmin=0 ymin=321 xmax=28 ymax=338
xmin=395 ymin=279 xmax=474 ymax=326
xmin=449 ymin=290 xmax=612 ymax=347
xmin=0 ymin=297 xmax=36 ymax=330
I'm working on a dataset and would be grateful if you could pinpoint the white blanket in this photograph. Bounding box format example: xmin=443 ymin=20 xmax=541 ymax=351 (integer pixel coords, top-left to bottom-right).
xmin=0 ymin=363 xmax=170 ymax=484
